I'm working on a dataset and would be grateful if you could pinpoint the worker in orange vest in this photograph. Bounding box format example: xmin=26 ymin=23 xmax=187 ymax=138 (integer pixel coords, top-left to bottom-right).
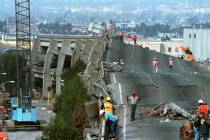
xmin=104 ymin=96 xmax=113 ymax=114
xmin=133 ymin=34 xmax=137 ymax=45
xmin=198 ymin=99 xmax=209 ymax=116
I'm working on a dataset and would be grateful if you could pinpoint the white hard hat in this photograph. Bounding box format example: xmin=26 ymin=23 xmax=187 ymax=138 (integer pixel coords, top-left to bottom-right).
xmin=198 ymin=99 xmax=204 ymax=104
xmin=169 ymin=57 xmax=172 ymax=60
xmin=100 ymin=110 xmax=105 ymax=115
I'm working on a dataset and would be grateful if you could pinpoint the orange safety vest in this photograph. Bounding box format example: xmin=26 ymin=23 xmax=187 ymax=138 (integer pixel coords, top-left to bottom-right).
xmin=199 ymin=103 xmax=208 ymax=115
xmin=104 ymin=102 xmax=113 ymax=114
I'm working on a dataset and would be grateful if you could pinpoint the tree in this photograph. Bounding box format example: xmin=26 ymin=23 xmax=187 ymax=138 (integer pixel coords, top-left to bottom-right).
xmin=41 ymin=60 xmax=90 ymax=140
xmin=0 ymin=53 xmax=25 ymax=96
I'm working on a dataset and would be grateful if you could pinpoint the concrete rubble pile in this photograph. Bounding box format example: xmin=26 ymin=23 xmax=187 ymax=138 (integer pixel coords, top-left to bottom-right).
xmin=102 ymin=61 xmax=122 ymax=72
xmin=139 ymin=102 xmax=191 ymax=120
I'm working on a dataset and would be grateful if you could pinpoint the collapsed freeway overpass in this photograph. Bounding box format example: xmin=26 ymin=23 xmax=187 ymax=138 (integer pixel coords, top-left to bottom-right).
xmin=106 ymin=39 xmax=210 ymax=140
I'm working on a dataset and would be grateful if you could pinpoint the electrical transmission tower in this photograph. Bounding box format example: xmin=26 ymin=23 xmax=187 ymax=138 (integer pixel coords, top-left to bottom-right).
xmin=15 ymin=0 xmax=32 ymax=107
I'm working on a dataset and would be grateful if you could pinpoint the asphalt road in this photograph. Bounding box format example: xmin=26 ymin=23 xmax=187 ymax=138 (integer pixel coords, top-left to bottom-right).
xmin=107 ymin=40 xmax=210 ymax=140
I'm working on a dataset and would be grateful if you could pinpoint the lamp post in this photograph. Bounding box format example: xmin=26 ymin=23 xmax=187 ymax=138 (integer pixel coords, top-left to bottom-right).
xmin=0 ymin=80 xmax=15 ymax=131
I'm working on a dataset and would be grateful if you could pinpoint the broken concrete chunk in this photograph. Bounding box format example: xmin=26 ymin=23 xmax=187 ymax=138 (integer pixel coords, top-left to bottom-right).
xmin=85 ymin=100 xmax=99 ymax=119
xmin=103 ymin=62 xmax=122 ymax=72
xmin=139 ymin=102 xmax=191 ymax=120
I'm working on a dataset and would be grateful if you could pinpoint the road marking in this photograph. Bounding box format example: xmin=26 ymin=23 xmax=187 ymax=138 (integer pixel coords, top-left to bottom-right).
xmin=113 ymin=73 xmax=116 ymax=84
xmin=118 ymin=83 xmax=123 ymax=104
xmin=123 ymin=105 xmax=127 ymax=140
xmin=130 ymin=41 xmax=135 ymax=72
xmin=118 ymin=83 xmax=127 ymax=139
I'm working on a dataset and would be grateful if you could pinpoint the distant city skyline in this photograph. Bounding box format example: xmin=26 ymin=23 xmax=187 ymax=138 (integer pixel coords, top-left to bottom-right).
xmin=1 ymin=0 xmax=209 ymax=13
xmin=0 ymin=0 xmax=210 ymax=25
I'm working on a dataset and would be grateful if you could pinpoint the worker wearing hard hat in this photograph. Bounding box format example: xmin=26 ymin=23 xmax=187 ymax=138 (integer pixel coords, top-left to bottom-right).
xmin=193 ymin=99 xmax=208 ymax=140
xmin=104 ymin=96 xmax=113 ymax=114
xmin=198 ymin=99 xmax=204 ymax=104
xmin=100 ymin=110 xmax=118 ymax=137
xmin=198 ymin=99 xmax=209 ymax=116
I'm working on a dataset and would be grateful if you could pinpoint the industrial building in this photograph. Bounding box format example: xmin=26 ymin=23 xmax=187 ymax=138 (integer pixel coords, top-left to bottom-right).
xmin=184 ymin=28 xmax=210 ymax=61
xmin=141 ymin=40 xmax=183 ymax=57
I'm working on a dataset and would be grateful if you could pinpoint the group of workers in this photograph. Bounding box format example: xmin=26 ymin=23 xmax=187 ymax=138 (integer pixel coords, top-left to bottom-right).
xmin=152 ymin=57 xmax=174 ymax=73
xmin=194 ymin=99 xmax=210 ymax=140
xmin=119 ymin=32 xmax=138 ymax=45
xmin=100 ymin=89 xmax=141 ymax=138
xmin=100 ymin=96 xmax=118 ymax=138
xmin=120 ymin=32 xmax=175 ymax=74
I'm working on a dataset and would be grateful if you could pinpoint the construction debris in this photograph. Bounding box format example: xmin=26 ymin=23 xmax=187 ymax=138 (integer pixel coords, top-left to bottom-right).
xmin=139 ymin=102 xmax=191 ymax=120
xmin=85 ymin=100 xmax=99 ymax=119
xmin=160 ymin=118 xmax=171 ymax=123
xmin=180 ymin=121 xmax=194 ymax=140
xmin=103 ymin=62 xmax=122 ymax=72
xmin=166 ymin=103 xmax=191 ymax=118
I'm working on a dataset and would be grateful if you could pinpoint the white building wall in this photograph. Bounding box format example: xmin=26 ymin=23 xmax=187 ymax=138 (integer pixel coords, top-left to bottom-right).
xmin=184 ymin=29 xmax=210 ymax=61
xmin=202 ymin=30 xmax=208 ymax=60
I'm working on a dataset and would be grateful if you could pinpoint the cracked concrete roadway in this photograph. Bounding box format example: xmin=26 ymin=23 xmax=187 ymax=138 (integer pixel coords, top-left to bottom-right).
xmin=107 ymin=40 xmax=210 ymax=140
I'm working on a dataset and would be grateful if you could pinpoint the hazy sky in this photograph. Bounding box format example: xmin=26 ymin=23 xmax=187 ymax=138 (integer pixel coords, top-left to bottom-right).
xmin=0 ymin=0 xmax=209 ymax=18
xmin=1 ymin=0 xmax=208 ymax=8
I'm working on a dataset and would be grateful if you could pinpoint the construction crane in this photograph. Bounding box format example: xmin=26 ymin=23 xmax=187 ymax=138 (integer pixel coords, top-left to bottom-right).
xmin=10 ymin=0 xmax=39 ymax=128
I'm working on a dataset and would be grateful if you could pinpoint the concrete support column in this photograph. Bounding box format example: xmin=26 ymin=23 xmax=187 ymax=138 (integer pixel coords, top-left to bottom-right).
xmin=43 ymin=40 xmax=57 ymax=97
xmin=32 ymin=39 xmax=40 ymax=63
xmin=81 ymin=40 xmax=94 ymax=64
xmin=1 ymin=34 xmax=4 ymax=43
xmin=90 ymin=39 xmax=103 ymax=69
xmin=56 ymin=40 xmax=71 ymax=95
xmin=72 ymin=39 xmax=83 ymax=65
xmin=31 ymin=39 xmax=41 ymax=89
